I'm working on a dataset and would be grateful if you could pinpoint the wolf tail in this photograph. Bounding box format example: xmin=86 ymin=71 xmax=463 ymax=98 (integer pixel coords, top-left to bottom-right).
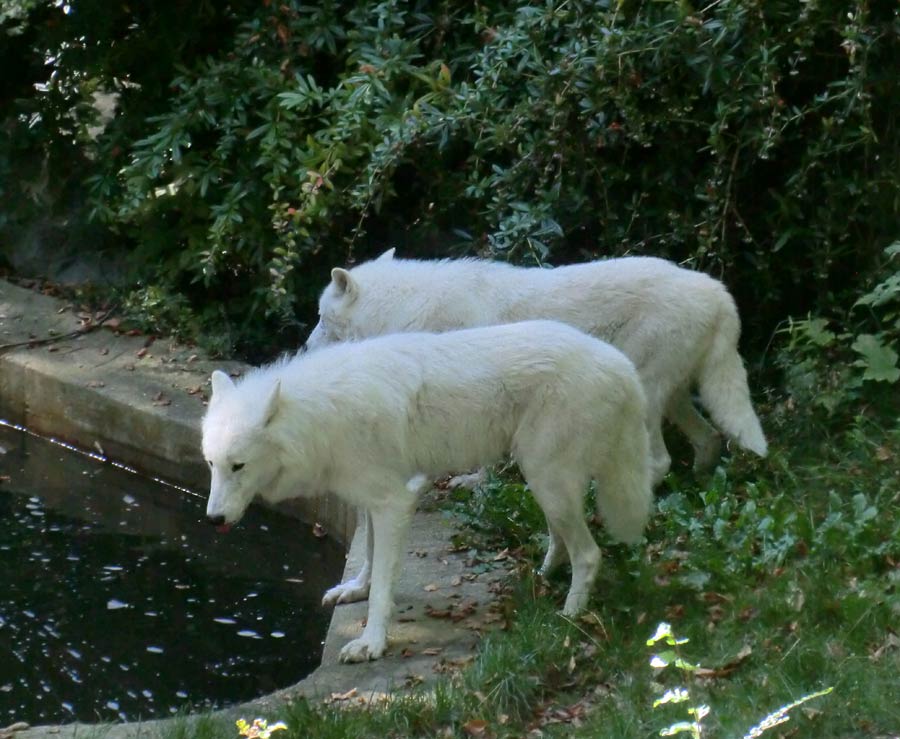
xmin=696 ymin=298 xmax=768 ymax=457
xmin=594 ymin=387 xmax=654 ymax=545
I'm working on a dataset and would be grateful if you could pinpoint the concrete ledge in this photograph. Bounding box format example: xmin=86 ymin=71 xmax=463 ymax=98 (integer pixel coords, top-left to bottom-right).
xmin=0 ymin=280 xmax=355 ymax=543
xmin=0 ymin=279 xmax=502 ymax=739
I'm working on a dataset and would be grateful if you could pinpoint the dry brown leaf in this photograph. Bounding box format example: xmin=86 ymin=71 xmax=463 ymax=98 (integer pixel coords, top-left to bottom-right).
xmin=425 ymin=605 xmax=453 ymax=619
xmin=462 ymin=719 xmax=489 ymax=737
xmin=869 ymin=631 xmax=900 ymax=662
xmin=695 ymin=644 xmax=752 ymax=679
xmin=327 ymin=687 xmax=358 ymax=702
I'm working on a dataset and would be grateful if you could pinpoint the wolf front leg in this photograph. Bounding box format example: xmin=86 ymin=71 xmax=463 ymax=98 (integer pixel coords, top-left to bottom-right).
xmin=322 ymin=508 xmax=374 ymax=606
xmin=338 ymin=498 xmax=415 ymax=663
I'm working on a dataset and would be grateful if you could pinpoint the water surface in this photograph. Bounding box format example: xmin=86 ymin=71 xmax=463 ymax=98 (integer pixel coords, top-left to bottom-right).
xmin=0 ymin=421 xmax=344 ymax=725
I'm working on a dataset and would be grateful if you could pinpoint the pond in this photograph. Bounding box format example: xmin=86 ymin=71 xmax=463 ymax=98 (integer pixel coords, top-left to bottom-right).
xmin=0 ymin=420 xmax=345 ymax=725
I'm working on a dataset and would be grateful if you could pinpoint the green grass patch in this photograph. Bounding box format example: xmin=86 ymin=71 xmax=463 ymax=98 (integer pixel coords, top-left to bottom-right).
xmin=156 ymin=402 xmax=899 ymax=739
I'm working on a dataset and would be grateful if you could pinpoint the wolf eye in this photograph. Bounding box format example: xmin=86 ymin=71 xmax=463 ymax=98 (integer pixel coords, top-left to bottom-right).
xmin=231 ymin=462 xmax=245 ymax=472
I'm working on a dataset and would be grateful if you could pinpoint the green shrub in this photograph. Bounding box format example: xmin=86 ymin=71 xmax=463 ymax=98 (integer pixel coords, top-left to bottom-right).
xmin=778 ymin=241 xmax=900 ymax=414
xmin=3 ymin=0 xmax=897 ymax=355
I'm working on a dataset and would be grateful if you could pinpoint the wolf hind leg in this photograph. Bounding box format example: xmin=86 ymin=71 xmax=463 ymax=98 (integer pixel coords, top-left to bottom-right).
xmin=323 ymin=508 xmax=374 ymax=606
xmin=665 ymin=388 xmax=722 ymax=472
xmin=539 ymin=524 xmax=568 ymax=577
xmin=523 ymin=467 xmax=600 ymax=616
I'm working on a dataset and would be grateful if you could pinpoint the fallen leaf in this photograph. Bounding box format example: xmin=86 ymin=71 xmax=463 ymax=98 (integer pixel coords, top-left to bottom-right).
xmin=695 ymin=644 xmax=752 ymax=679
xmin=136 ymin=347 xmax=148 ymax=359
xmin=422 ymin=647 xmax=443 ymax=656
xmin=869 ymin=631 xmax=900 ymax=662
xmin=424 ymin=583 xmax=438 ymax=592
xmin=86 ymin=380 xmax=105 ymax=389
xmin=702 ymin=591 xmax=733 ymax=604
xmin=152 ymin=392 xmax=171 ymax=406
xmin=327 ymin=688 xmax=358 ymax=703
xmin=462 ymin=719 xmax=488 ymax=737
xmin=425 ymin=605 xmax=453 ymax=619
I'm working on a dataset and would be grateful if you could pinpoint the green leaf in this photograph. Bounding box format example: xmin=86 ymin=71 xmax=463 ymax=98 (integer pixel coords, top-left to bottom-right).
xmin=851 ymin=334 xmax=900 ymax=383
xmin=660 ymin=721 xmax=701 ymax=737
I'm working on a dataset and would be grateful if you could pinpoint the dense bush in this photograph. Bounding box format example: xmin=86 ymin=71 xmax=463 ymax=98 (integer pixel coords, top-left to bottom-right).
xmin=2 ymin=0 xmax=897 ymax=357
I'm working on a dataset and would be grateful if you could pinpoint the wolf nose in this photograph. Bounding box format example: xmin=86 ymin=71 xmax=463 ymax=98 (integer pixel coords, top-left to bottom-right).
xmin=207 ymin=514 xmax=226 ymax=527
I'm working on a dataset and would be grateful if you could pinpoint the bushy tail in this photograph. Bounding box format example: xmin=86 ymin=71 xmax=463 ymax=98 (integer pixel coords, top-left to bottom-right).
xmin=697 ymin=301 xmax=768 ymax=457
xmin=595 ymin=393 xmax=654 ymax=544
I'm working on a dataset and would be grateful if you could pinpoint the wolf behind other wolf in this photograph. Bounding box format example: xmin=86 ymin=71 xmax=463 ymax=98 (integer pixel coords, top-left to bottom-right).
xmin=203 ymin=321 xmax=652 ymax=662
xmin=306 ymin=252 xmax=767 ymax=485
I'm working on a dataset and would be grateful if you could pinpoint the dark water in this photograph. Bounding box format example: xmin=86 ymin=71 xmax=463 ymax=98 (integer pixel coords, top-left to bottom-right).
xmin=0 ymin=421 xmax=344 ymax=725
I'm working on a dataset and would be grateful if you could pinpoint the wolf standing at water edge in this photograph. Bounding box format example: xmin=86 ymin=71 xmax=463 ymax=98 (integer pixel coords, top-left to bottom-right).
xmin=203 ymin=321 xmax=652 ymax=663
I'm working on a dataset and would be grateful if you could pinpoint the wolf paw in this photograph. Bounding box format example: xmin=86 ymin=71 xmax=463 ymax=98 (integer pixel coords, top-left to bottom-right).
xmin=322 ymin=580 xmax=370 ymax=606
xmin=339 ymin=636 xmax=386 ymax=663
xmin=561 ymin=592 xmax=590 ymax=617
xmin=447 ymin=468 xmax=487 ymax=491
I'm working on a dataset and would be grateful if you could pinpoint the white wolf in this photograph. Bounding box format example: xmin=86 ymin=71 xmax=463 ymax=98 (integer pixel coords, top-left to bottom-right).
xmin=306 ymin=251 xmax=768 ymax=484
xmin=203 ymin=321 xmax=652 ymax=662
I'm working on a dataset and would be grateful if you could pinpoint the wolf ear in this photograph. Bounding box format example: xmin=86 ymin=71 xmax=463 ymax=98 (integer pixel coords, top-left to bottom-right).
xmin=375 ymin=247 xmax=396 ymax=261
xmin=210 ymin=370 xmax=235 ymax=401
xmin=262 ymin=380 xmax=281 ymax=427
xmin=331 ymin=268 xmax=358 ymax=302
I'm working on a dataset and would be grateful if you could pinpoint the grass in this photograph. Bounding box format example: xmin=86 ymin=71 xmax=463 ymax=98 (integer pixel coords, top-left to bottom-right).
xmin=155 ymin=397 xmax=900 ymax=739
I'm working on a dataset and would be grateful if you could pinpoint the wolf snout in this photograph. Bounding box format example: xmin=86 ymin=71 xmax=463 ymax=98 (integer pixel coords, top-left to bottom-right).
xmin=206 ymin=514 xmax=232 ymax=533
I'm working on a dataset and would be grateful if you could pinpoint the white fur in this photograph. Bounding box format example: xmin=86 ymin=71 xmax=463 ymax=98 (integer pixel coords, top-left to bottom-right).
xmin=306 ymin=252 xmax=768 ymax=483
xmin=203 ymin=321 xmax=652 ymax=662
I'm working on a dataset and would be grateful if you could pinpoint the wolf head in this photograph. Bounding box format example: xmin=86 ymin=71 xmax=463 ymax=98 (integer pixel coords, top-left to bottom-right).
xmin=202 ymin=370 xmax=283 ymax=530
xmin=304 ymin=247 xmax=396 ymax=351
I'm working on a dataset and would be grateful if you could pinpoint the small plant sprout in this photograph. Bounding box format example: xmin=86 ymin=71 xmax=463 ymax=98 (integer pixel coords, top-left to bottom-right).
xmin=647 ymin=622 xmax=707 ymax=738
xmin=236 ymin=717 xmax=287 ymax=739
xmin=648 ymin=622 xmax=834 ymax=738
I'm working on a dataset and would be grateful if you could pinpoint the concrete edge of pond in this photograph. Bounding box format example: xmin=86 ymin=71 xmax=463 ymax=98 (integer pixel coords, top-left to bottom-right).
xmin=0 ymin=280 xmax=504 ymax=739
